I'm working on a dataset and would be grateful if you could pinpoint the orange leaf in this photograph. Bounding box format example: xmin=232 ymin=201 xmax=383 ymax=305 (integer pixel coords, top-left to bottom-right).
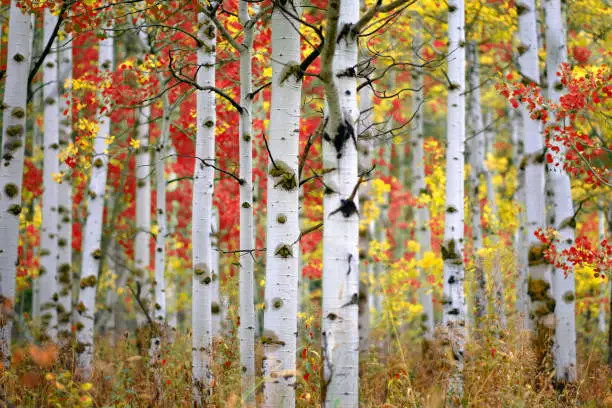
xmin=28 ymin=344 xmax=58 ymax=368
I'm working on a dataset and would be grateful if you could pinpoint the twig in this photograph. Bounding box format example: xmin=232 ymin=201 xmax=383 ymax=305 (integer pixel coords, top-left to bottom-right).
xmin=127 ymin=282 xmax=155 ymax=329
xmin=291 ymin=222 xmax=323 ymax=246
xmin=299 ymin=118 xmax=327 ymax=180
xmin=262 ymin=132 xmax=278 ymax=170
xmin=163 ymin=153 xmax=245 ymax=185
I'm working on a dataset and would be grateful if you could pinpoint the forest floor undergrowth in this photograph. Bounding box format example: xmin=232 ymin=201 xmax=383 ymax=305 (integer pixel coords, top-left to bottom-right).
xmin=2 ymin=317 xmax=611 ymax=407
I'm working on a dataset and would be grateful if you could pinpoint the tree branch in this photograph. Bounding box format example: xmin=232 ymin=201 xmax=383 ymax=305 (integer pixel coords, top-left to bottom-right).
xmin=168 ymin=49 xmax=244 ymax=113
xmin=27 ymin=1 xmax=72 ymax=102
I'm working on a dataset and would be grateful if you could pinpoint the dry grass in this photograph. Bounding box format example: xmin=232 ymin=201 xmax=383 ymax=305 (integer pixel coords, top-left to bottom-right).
xmin=1 ymin=316 xmax=611 ymax=407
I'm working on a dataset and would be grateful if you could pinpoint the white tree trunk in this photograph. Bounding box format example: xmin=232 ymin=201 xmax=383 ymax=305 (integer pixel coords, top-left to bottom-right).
xmin=210 ymin=209 xmax=222 ymax=337
xmin=262 ymin=2 xmax=302 ymax=406
xmin=57 ymin=31 xmax=73 ymax=341
xmin=466 ymin=41 xmax=486 ymax=327
xmin=321 ymin=0 xmax=360 ymax=404
xmin=39 ymin=8 xmax=60 ymax=342
xmin=484 ymin=113 xmax=507 ymax=329
xmin=543 ymin=0 xmax=577 ymax=383
xmin=598 ymin=206 xmax=606 ymax=334
xmin=75 ymin=34 xmax=114 ymax=380
xmin=516 ymin=0 xmax=554 ymax=335
xmin=102 ymin=242 xmax=118 ymax=338
xmin=512 ymin=108 xmax=531 ymax=330
xmin=237 ymin=1 xmax=256 ymax=405
xmin=0 ymin=0 xmax=33 ymax=368
xmin=411 ymin=18 xmax=435 ymax=340
xmin=441 ymin=0 xmax=467 ymax=398
xmin=192 ymin=10 xmax=216 ymax=405
xmin=154 ymin=92 xmax=170 ymax=325
xmin=135 ymin=105 xmax=151 ymax=323
xmin=135 ymin=27 xmax=152 ymax=325
xmin=357 ymin=82 xmax=373 ymax=352
xmin=467 ymin=43 xmax=508 ymax=330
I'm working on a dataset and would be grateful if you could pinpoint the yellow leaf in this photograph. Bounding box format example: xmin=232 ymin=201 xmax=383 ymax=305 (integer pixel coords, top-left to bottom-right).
xmin=52 ymin=172 xmax=64 ymax=184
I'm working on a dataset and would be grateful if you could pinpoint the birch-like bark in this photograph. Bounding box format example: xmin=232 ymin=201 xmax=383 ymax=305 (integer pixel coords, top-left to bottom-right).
xmin=135 ymin=104 xmax=152 ymax=322
xmin=210 ymin=209 xmax=222 ymax=337
xmin=441 ymin=0 xmax=467 ymax=398
xmin=321 ymin=0 xmax=360 ymax=404
xmin=598 ymin=206 xmax=606 ymax=334
xmin=135 ymin=27 xmax=153 ymax=325
xmin=512 ymin=108 xmax=531 ymax=330
xmin=411 ymin=20 xmax=434 ymax=339
xmin=57 ymin=31 xmax=73 ymax=341
xmin=31 ymin=90 xmax=42 ymax=323
xmin=39 ymin=8 xmax=60 ymax=341
xmin=237 ymin=1 xmax=256 ymax=404
xmin=543 ymin=0 xmax=577 ymax=383
xmin=357 ymin=83 xmax=373 ymax=352
xmin=516 ymin=0 xmax=554 ymax=339
xmin=154 ymin=91 xmax=170 ymax=325
xmin=75 ymin=34 xmax=114 ymax=380
xmin=192 ymin=10 xmax=216 ymax=405
xmin=262 ymin=2 xmax=302 ymax=405
xmin=0 ymin=1 xmax=33 ymax=368
xmin=102 ymin=239 xmax=127 ymax=343
xmin=373 ymin=141 xmax=391 ymax=322
xmin=467 ymin=96 xmax=486 ymax=326
xmin=467 ymin=43 xmax=508 ymax=330
xmin=484 ymin=113 xmax=506 ymax=329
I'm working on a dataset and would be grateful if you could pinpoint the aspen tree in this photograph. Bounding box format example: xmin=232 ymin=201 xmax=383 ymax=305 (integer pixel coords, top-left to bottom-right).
xmin=411 ymin=15 xmax=434 ymax=339
xmin=262 ymin=1 xmax=302 ymax=405
xmin=0 ymin=0 xmax=33 ymax=368
xmin=372 ymin=144 xmax=390 ymax=318
xmin=135 ymin=28 xmax=152 ymax=324
xmin=512 ymin=108 xmax=531 ymax=329
xmin=483 ymin=113 xmax=506 ymax=329
xmin=75 ymin=33 xmax=114 ymax=379
xmin=238 ymin=0 xmax=257 ymax=402
xmin=39 ymin=8 xmax=60 ymax=341
xmin=134 ymin=108 xmax=151 ymax=317
xmin=441 ymin=0 xmax=467 ymax=398
xmin=598 ymin=206 xmax=606 ymax=334
xmin=192 ymin=7 xmax=216 ymax=404
xmin=320 ymin=0 xmax=360 ymax=404
xmin=210 ymin=209 xmax=221 ymax=337
xmin=154 ymin=90 xmax=170 ymax=325
xmin=357 ymin=82 xmax=373 ymax=352
xmin=57 ymin=30 xmax=73 ymax=340
xmin=543 ymin=0 xmax=577 ymax=383
xmin=516 ymin=0 xmax=554 ymax=341
xmin=466 ymin=43 xmax=506 ymax=329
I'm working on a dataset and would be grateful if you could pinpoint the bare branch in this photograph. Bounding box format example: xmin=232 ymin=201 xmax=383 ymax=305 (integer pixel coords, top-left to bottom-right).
xmin=168 ymin=49 xmax=243 ymax=113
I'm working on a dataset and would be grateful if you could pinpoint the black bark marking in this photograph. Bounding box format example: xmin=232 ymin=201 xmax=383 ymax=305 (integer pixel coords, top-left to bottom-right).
xmin=346 ymin=253 xmax=353 ymax=275
xmin=332 ymin=119 xmax=357 ymax=159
